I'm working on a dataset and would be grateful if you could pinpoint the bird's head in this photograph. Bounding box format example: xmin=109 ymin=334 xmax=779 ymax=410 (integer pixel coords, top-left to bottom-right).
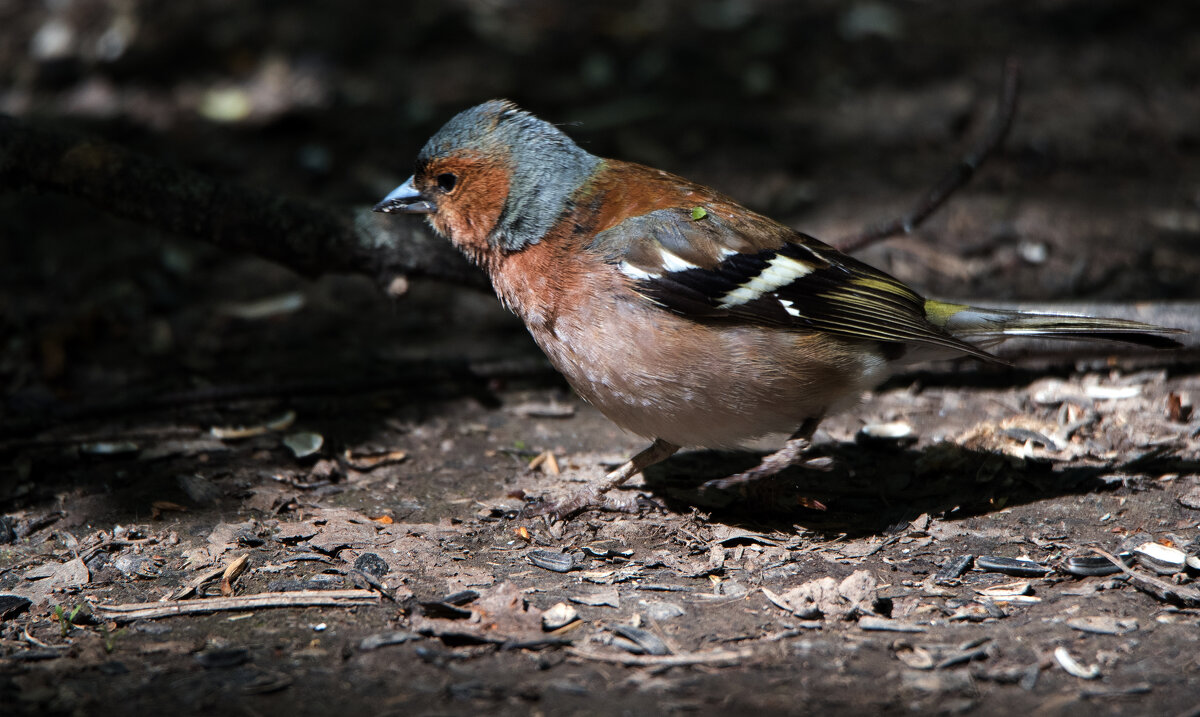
xmin=373 ymin=100 xmax=600 ymax=262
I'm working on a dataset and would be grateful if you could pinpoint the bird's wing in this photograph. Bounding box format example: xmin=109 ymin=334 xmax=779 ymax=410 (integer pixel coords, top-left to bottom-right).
xmin=588 ymin=204 xmax=996 ymax=361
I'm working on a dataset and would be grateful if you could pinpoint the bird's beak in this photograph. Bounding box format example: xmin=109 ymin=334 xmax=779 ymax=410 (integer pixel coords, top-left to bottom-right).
xmin=373 ymin=176 xmax=437 ymax=214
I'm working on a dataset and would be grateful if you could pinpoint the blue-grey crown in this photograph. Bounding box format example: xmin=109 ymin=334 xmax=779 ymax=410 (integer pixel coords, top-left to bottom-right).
xmin=419 ymin=100 xmax=601 ymax=251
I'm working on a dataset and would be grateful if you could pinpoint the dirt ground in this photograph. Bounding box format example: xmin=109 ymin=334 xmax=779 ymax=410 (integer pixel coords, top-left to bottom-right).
xmin=3 ymin=2 xmax=1200 ymax=715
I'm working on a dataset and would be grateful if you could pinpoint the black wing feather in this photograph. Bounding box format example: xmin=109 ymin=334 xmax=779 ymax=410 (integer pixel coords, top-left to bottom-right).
xmin=601 ymin=208 xmax=994 ymax=359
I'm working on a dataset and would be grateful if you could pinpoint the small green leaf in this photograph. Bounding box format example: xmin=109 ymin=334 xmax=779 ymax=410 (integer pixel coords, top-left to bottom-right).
xmin=690 ymin=206 xmax=708 ymax=221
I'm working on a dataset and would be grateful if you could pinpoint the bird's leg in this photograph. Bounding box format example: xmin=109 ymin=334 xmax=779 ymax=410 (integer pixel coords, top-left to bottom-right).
xmin=528 ymin=438 xmax=679 ymax=520
xmin=701 ymin=418 xmax=823 ymax=499
xmin=595 ymin=438 xmax=681 ymax=493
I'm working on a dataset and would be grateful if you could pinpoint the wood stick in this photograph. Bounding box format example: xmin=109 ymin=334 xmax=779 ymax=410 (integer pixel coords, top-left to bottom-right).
xmin=95 ymin=589 xmax=380 ymax=621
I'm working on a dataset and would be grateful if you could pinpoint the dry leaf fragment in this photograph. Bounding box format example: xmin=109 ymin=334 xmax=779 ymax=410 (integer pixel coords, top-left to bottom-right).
xmin=527 ymin=450 xmax=561 ymax=474
xmin=220 ymin=554 xmax=250 ymax=597
xmin=763 ymin=570 xmax=884 ymax=620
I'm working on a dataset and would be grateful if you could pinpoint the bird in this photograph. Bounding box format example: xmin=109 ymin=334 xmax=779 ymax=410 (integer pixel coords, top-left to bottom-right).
xmin=373 ymin=99 xmax=1183 ymax=518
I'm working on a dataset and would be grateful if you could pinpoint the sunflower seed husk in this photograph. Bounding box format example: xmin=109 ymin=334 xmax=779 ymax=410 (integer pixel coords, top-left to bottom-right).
xmin=976 ymin=556 xmax=1050 ymax=577
xmin=528 ymin=549 xmax=576 ymax=573
xmin=1132 ymin=541 xmax=1187 ymax=575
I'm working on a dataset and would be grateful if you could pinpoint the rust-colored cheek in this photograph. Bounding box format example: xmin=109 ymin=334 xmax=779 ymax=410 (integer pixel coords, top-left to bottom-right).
xmin=432 ymin=160 xmax=511 ymax=253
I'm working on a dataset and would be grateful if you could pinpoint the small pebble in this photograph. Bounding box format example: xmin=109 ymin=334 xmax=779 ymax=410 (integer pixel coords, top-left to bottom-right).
xmin=857 ymin=421 xmax=916 ymax=447
xmin=542 ymin=602 xmax=579 ymax=631
xmin=639 ymin=600 xmax=686 ymax=621
xmin=353 ymin=552 xmax=390 ymax=579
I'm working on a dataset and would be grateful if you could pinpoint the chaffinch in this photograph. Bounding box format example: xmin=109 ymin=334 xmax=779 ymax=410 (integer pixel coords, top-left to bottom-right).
xmin=374 ymin=100 xmax=1182 ymax=517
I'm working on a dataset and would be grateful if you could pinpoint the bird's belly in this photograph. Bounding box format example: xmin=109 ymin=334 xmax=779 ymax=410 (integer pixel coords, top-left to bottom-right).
xmin=531 ymin=305 xmax=889 ymax=449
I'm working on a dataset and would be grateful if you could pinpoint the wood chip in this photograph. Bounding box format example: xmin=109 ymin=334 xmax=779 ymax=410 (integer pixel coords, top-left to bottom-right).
xmin=527 ymin=451 xmax=561 ymax=474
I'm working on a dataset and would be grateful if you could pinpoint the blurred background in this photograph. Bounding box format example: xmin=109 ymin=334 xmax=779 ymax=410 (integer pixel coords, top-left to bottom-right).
xmin=2 ymin=0 xmax=1198 ymax=418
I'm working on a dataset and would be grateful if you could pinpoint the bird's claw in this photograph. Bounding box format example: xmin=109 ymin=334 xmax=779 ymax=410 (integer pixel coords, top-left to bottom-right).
xmin=522 ymin=488 xmax=658 ymax=521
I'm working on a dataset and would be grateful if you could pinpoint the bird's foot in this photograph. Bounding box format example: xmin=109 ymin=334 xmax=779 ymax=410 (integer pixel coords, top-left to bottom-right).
xmin=521 ymin=438 xmax=679 ymax=521
xmin=522 ymin=486 xmax=659 ymax=521
xmin=699 ymin=433 xmax=828 ymax=510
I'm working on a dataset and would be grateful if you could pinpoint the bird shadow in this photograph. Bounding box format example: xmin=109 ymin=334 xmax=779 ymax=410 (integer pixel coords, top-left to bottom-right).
xmin=638 ymin=439 xmax=1198 ymax=538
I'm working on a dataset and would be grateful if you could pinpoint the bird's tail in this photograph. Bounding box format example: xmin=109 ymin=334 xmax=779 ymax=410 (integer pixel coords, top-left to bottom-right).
xmin=924 ymin=300 xmax=1185 ymax=351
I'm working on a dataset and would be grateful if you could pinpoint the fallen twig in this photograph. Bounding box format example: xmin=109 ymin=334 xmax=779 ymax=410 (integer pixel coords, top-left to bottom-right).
xmin=96 ymin=589 xmax=379 ymax=621
xmin=566 ymin=646 xmax=753 ymax=669
xmin=1091 ymin=548 xmax=1200 ymax=607
xmin=169 ymin=564 xmax=228 ymax=600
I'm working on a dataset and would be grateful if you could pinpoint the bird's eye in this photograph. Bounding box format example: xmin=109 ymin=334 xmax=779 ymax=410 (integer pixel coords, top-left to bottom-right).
xmin=436 ymin=173 xmax=458 ymax=193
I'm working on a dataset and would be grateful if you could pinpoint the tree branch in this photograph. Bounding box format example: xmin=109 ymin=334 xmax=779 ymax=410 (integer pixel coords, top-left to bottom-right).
xmin=836 ymin=58 xmax=1021 ymax=253
xmin=0 ymin=115 xmax=485 ymax=290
